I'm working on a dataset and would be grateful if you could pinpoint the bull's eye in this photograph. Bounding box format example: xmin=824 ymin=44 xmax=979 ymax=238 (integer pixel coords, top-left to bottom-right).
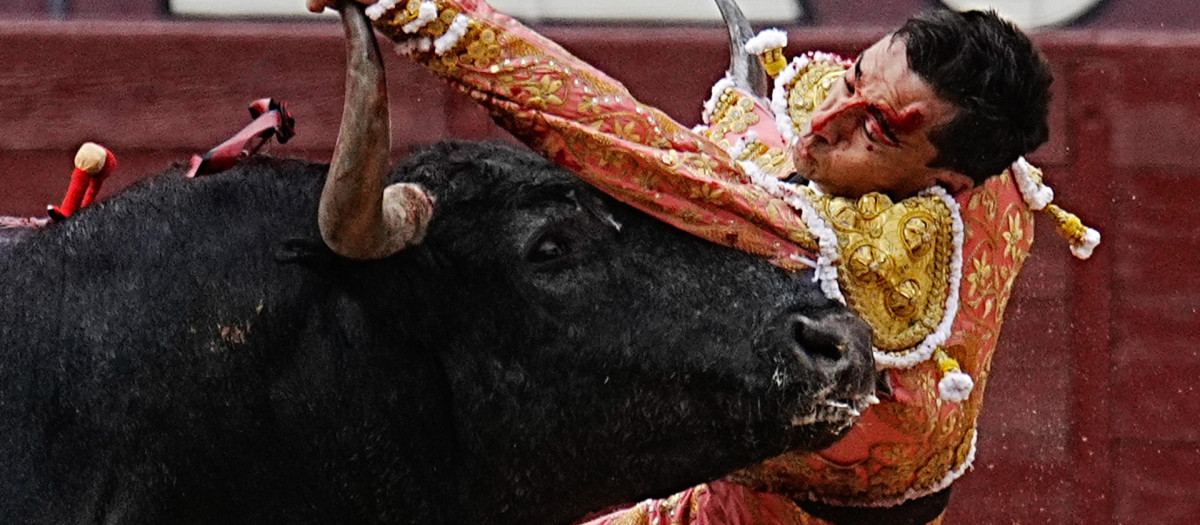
xmin=528 ymin=234 xmax=569 ymax=263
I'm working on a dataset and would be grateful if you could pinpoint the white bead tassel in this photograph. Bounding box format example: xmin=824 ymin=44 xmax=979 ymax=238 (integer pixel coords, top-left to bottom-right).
xmin=935 ymin=348 xmax=974 ymax=403
xmin=1071 ymin=227 xmax=1102 ymax=260
xmin=744 ymin=29 xmax=788 ymax=55
xmin=1013 ymin=158 xmax=1102 ymax=260
xmin=939 ymin=371 xmax=975 ymax=403
xmin=1012 ymin=157 xmax=1054 ymax=211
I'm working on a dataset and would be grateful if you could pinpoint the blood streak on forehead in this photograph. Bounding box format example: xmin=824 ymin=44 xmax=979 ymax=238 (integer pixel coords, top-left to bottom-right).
xmin=811 ymin=99 xmax=870 ymax=135
xmin=884 ymin=106 xmax=925 ymax=135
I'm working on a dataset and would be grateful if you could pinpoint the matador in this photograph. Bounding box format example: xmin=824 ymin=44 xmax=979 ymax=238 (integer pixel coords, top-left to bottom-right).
xmin=326 ymin=0 xmax=1101 ymax=522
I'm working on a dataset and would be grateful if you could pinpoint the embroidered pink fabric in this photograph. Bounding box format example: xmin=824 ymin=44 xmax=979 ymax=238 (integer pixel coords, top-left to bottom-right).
xmin=383 ymin=0 xmax=820 ymax=270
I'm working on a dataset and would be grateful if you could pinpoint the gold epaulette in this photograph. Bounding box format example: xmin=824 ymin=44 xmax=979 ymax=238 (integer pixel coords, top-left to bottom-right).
xmin=771 ymin=52 xmax=852 ymax=141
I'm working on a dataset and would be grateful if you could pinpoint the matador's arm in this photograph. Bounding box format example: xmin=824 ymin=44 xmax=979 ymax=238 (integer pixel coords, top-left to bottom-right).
xmin=366 ymin=0 xmax=821 ymax=270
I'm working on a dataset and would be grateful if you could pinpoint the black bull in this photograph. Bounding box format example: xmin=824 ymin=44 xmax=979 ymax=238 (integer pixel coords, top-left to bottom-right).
xmin=0 ymin=142 xmax=873 ymax=524
xmin=0 ymin=5 xmax=876 ymax=524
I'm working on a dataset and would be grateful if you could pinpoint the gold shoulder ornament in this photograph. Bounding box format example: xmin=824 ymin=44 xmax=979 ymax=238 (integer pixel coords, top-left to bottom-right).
xmin=809 ymin=190 xmax=962 ymax=360
xmin=766 ymin=51 xmax=853 ymax=145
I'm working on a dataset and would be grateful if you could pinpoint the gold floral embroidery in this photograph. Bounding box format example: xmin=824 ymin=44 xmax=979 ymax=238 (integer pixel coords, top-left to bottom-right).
xmin=611 ymin=119 xmax=643 ymax=143
xmin=1002 ymin=212 xmax=1024 ymax=261
xmin=966 ymin=251 xmax=994 ymax=300
xmin=967 ymin=188 xmax=998 ymax=221
xmin=689 ymin=182 xmax=728 ymax=205
xmin=521 ymin=74 xmax=564 ymax=108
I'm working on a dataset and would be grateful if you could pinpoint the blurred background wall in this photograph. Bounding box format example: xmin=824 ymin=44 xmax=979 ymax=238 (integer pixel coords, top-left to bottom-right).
xmin=7 ymin=0 xmax=1200 ymax=29
xmin=2 ymin=1 xmax=1198 ymax=523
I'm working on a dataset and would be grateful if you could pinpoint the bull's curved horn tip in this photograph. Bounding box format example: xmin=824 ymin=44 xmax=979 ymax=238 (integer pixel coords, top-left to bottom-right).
xmin=319 ymin=0 xmax=406 ymax=260
xmin=714 ymin=0 xmax=770 ymax=99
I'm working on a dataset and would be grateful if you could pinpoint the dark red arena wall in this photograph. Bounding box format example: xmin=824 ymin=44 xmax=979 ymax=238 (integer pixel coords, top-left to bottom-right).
xmin=1 ymin=21 xmax=1198 ymax=524
xmin=9 ymin=0 xmax=1200 ymax=30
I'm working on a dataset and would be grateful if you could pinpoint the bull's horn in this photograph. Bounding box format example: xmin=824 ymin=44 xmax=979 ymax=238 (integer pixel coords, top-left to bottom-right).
xmin=319 ymin=1 xmax=434 ymax=260
xmin=715 ymin=0 xmax=770 ymax=101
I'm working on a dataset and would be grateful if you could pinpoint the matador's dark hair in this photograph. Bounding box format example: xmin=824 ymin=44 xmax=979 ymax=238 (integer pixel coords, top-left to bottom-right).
xmin=895 ymin=9 xmax=1053 ymax=184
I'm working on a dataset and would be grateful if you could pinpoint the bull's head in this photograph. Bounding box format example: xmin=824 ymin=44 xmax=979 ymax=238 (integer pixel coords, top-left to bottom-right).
xmin=318 ymin=1 xmax=434 ymax=260
xmin=311 ymin=3 xmax=877 ymax=523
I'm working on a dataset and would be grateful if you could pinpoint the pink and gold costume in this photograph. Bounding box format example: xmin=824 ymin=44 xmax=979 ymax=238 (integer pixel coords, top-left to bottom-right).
xmin=365 ymin=1 xmax=1098 ymax=522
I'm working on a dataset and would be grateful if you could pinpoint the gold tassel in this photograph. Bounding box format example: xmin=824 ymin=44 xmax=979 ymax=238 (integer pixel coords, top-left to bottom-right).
xmin=934 ymin=348 xmax=959 ymax=376
xmin=1044 ymin=204 xmax=1101 ymax=259
xmin=759 ymin=47 xmax=787 ymax=78
xmin=1045 ymin=204 xmax=1084 ymax=245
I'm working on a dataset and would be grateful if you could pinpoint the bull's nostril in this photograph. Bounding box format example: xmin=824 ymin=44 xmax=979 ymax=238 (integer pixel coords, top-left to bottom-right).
xmin=792 ymin=314 xmax=845 ymax=362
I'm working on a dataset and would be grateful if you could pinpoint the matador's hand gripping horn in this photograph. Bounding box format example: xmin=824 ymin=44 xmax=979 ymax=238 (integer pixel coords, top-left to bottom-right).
xmin=318 ymin=0 xmax=435 ymax=260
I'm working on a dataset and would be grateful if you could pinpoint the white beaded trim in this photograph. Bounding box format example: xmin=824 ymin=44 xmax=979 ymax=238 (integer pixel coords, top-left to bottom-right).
xmin=433 ymin=13 xmax=470 ymax=55
xmin=738 ymin=160 xmax=845 ymax=304
xmin=743 ymin=28 xmax=787 ymax=55
xmin=364 ymin=0 xmax=399 ymax=20
xmin=402 ymin=2 xmax=440 ymax=33
xmin=394 ymin=37 xmax=433 ymax=56
xmin=701 ymin=76 xmax=736 ymax=125
xmin=770 ymin=55 xmax=810 ymax=144
xmin=727 ymin=130 xmax=759 ymax=161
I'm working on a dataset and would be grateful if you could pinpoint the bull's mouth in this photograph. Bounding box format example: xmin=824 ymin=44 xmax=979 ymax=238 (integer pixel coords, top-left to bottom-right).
xmin=790 ymin=392 xmax=879 ymax=435
xmin=769 ymin=309 xmax=877 ymax=436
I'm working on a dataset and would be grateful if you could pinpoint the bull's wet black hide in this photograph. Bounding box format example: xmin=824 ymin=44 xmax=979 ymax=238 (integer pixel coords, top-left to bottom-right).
xmin=0 ymin=223 xmax=38 ymax=258
xmin=0 ymin=141 xmax=873 ymax=524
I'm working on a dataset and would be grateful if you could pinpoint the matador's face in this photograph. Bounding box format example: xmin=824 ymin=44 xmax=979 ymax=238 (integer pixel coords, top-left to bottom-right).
xmin=793 ymin=36 xmax=971 ymax=199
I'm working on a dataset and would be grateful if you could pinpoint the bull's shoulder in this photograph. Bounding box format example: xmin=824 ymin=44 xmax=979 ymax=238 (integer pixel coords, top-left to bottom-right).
xmin=0 ymin=156 xmax=333 ymax=355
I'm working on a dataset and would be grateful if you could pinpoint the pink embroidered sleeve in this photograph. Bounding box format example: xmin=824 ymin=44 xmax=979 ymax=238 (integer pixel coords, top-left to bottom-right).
xmin=574 ymin=481 xmax=815 ymax=525
xmin=371 ymin=0 xmax=818 ymax=269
